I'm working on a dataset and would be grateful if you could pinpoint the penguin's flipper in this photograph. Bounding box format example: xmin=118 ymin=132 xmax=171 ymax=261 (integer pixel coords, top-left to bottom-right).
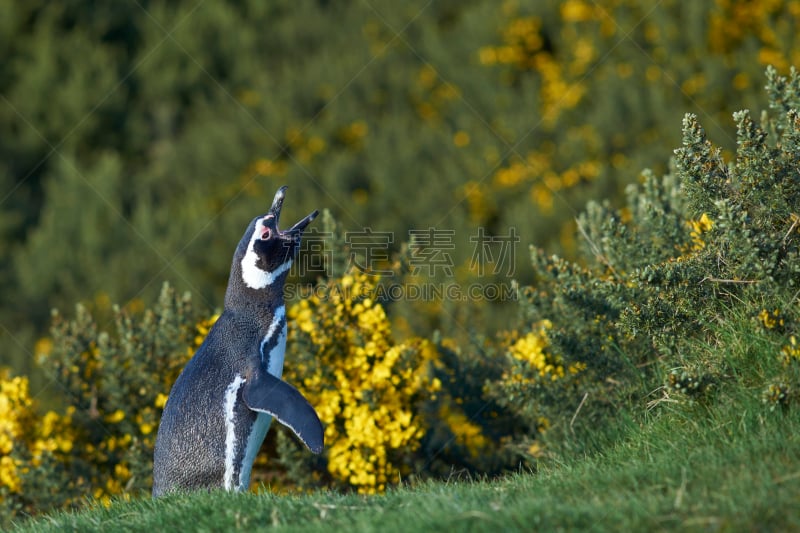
xmin=243 ymin=371 xmax=324 ymax=454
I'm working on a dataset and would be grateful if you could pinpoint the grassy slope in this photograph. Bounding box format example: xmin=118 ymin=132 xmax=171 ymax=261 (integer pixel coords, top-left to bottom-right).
xmin=15 ymin=318 xmax=800 ymax=532
xmin=15 ymin=397 xmax=800 ymax=531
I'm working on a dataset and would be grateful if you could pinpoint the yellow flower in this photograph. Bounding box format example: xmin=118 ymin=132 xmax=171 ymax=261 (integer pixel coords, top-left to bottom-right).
xmin=154 ymin=393 xmax=169 ymax=409
xmin=453 ymin=131 xmax=471 ymax=147
xmin=527 ymin=442 xmax=544 ymax=457
xmin=781 ymin=336 xmax=800 ymax=365
xmin=56 ymin=437 xmax=73 ymax=454
xmin=758 ymin=309 xmax=784 ymax=330
xmin=104 ymin=409 xmax=125 ymax=424
xmin=34 ymin=337 xmax=54 ymax=359
xmin=688 ymin=213 xmax=713 ymax=250
xmin=440 ymin=403 xmax=489 ymax=458
xmin=338 ymin=121 xmax=369 ymax=146
xmin=478 ymin=46 xmax=498 ymax=65
xmin=0 ymin=456 xmax=21 ymax=493
xmin=561 ymin=0 xmax=594 ymax=23
xmin=505 ymin=321 xmax=586 ymax=384
xmin=509 ymin=323 xmax=556 ymax=375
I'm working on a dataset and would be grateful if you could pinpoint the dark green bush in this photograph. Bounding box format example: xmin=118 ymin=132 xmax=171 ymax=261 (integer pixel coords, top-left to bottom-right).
xmin=478 ymin=66 xmax=800 ymax=458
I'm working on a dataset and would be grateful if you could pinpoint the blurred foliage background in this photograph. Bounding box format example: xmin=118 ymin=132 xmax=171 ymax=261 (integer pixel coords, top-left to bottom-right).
xmin=3 ymin=0 xmax=800 ymax=522
xmin=4 ymin=0 xmax=796 ymax=377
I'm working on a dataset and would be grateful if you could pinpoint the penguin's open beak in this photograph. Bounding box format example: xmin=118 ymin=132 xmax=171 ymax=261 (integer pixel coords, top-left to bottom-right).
xmin=268 ymin=186 xmax=287 ymax=223
xmin=286 ymin=210 xmax=318 ymax=235
xmin=267 ymin=186 xmax=318 ymax=238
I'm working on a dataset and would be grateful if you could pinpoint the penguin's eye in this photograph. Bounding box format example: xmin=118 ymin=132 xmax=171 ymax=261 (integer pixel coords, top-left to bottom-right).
xmin=261 ymin=228 xmax=271 ymax=240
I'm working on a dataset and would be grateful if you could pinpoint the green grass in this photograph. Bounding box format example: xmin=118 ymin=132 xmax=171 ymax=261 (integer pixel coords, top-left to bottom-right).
xmin=13 ymin=316 xmax=800 ymax=532
xmin=14 ymin=395 xmax=800 ymax=531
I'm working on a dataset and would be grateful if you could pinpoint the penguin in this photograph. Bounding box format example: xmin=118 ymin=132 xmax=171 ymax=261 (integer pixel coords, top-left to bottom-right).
xmin=152 ymin=186 xmax=323 ymax=497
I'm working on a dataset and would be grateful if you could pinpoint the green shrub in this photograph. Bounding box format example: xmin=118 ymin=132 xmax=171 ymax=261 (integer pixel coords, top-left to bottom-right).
xmin=0 ymin=283 xmax=201 ymax=525
xmin=478 ymin=66 xmax=800 ymax=459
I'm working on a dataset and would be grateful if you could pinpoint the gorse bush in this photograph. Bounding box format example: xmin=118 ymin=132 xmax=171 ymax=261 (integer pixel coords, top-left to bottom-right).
xmin=0 ymin=370 xmax=74 ymax=519
xmin=283 ymin=271 xmax=440 ymax=494
xmin=0 ymin=284 xmax=202 ymax=525
xmin=491 ymin=66 xmax=800 ymax=455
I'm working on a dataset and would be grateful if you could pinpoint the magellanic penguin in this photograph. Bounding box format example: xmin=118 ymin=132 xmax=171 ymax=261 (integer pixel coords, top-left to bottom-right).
xmin=152 ymin=186 xmax=323 ymax=497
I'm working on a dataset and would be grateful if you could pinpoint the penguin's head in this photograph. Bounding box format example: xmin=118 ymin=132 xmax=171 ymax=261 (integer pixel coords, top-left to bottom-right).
xmin=235 ymin=186 xmax=318 ymax=292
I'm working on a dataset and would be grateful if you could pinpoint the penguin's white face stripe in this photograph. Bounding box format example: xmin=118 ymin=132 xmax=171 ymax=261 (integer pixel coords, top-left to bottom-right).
xmin=223 ymin=374 xmax=246 ymax=491
xmin=240 ymin=217 xmax=293 ymax=289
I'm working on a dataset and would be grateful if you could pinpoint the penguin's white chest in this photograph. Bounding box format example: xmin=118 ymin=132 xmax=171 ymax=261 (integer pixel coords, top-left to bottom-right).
xmin=232 ymin=312 xmax=288 ymax=491
xmin=261 ymin=317 xmax=288 ymax=378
